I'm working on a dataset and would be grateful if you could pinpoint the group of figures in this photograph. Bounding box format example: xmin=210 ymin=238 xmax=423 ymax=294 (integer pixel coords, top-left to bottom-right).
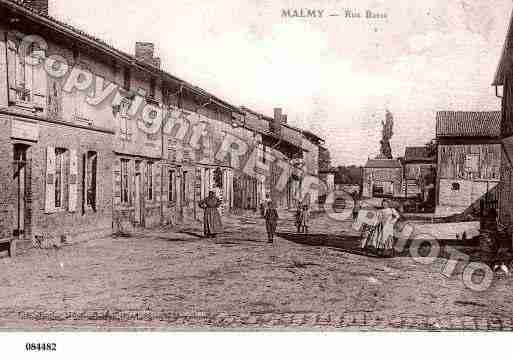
xmin=355 ymin=199 xmax=401 ymax=258
xmin=261 ymin=198 xmax=310 ymax=244
xmin=198 ymin=191 xmax=311 ymax=244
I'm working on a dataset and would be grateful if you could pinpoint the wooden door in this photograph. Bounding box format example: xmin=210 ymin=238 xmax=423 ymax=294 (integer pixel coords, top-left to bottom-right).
xmin=13 ymin=145 xmax=29 ymax=239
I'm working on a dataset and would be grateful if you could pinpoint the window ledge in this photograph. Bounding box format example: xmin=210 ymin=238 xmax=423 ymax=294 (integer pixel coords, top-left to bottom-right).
xmin=12 ymin=101 xmax=36 ymax=111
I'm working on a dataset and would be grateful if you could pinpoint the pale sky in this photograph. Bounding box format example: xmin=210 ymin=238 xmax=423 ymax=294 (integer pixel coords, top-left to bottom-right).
xmin=48 ymin=0 xmax=511 ymax=165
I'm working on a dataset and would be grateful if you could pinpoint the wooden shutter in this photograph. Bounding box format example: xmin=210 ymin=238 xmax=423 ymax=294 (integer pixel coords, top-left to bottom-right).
xmin=68 ymin=149 xmax=78 ymax=212
xmin=44 ymin=146 xmax=56 ymax=213
xmin=24 ymin=53 xmax=33 ymax=102
xmin=32 ymin=51 xmax=47 ymax=110
xmin=6 ymin=40 xmax=17 ymax=103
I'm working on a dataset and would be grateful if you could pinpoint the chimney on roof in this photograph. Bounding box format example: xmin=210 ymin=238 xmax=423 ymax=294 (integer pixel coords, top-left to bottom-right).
xmin=274 ymin=108 xmax=282 ymax=122
xmin=135 ymin=42 xmax=161 ymax=69
xmin=22 ymin=0 xmax=49 ymax=15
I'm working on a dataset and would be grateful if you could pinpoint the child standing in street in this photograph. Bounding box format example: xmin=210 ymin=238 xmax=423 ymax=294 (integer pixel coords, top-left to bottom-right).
xmin=264 ymin=201 xmax=279 ymax=243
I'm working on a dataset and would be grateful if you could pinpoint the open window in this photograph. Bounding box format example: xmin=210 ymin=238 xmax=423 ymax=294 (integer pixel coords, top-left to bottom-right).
xmin=214 ymin=167 xmax=223 ymax=188
xmin=54 ymin=148 xmax=67 ymax=209
xmin=168 ymin=170 xmax=176 ymax=203
xmin=147 ymin=161 xmax=154 ymax=201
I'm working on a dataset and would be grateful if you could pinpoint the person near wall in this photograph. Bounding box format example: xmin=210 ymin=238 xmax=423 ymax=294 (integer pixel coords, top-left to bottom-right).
xmin=264 ymin=201 xmax=279 ymax=244
xmin=198 ymin=191 xmax=223 ymax=238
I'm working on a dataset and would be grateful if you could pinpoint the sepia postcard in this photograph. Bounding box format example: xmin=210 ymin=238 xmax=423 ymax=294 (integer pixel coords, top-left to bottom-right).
xmin=1 ymin=0 xmax=513 ymax=345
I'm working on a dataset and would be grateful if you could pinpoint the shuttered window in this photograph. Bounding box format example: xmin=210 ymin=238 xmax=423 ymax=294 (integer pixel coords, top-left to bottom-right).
xmin=119 ymin=99 xmax=132 ymax=140
xmin=7 ymin=37 xmax=47 ymax=109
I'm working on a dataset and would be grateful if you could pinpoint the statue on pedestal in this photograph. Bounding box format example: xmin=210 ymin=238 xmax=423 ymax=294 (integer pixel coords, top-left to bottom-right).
xmin=377 ymin=109 xmax=394 ymax=159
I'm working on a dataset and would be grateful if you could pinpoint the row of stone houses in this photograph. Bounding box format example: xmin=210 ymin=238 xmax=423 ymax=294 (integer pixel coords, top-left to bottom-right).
xmin=0 ymin=0 xmax=325 ymax=248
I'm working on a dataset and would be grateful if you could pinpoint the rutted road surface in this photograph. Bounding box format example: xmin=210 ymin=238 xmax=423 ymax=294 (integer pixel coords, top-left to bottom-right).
xmin=1 ymin=213 xmax=512 ymax=330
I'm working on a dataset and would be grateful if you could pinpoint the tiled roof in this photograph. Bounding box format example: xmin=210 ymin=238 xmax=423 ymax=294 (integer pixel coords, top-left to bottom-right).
xmin=2 ymin=0 xmax=316 ymax=152
xmin=1 ymin=0 xmax=235 ymax=109
xmin=302 ymin=129 xmax=324 ymax=143
xmin=436 ymin=111 xmax=501 ymax=138
xmin=493 ymin=10 xmax=513 ymax=86
xmin=364 ymin=159 xmax=402 ymax=169
xmin=404 ymin=146 xmax=436 ymax=162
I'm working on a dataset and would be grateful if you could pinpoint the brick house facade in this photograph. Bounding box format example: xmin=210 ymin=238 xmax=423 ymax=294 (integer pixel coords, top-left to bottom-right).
xmin=0 ymin=0 xmax=328 ymax=253
xmin=0 ymin=4 xmax=115 ymax=245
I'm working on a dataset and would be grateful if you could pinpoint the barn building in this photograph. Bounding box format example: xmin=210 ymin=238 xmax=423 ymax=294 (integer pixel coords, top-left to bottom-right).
xmin=435 ymin=111 xmax=501 ymax=216
xmin=493 ymin=11 xmax=513 ymax=239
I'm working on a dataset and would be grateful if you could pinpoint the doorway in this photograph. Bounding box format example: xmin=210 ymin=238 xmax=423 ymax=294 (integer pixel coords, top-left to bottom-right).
xmin=13 ymin=144 xmax=30 ymax=240
xmin=134 ymin=161 xmax=143 ymax=226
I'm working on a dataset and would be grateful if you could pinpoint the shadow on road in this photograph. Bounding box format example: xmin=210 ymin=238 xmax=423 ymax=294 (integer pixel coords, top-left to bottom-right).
xmin=276 ymin=232 xmax=494 ymax=259
xmin=277 ymin=232 xmax=382 ymax=258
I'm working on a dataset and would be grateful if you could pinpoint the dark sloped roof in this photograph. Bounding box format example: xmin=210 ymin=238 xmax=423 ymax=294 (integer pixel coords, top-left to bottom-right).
xmin=2 ymin=0 xmax=317 ymax=152
xmin=319 ymin=167 xmax=338 ymax=174
xmin=1 ymin=0 xmax=237 ymax=110
xmin=302 ymin=129 xmax=325 ymax=143
xmin=436 ymin=111 xmax=501 ymax=138
xmin=364 ymin=159 xmax=402 ymax=169
xmin=493 ymin=10 xmax=513 ymax=86
xmin=404 ymin=146 xmax=436 ymax=162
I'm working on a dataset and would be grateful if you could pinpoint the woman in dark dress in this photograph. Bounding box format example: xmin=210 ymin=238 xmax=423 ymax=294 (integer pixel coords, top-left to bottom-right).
xmin=198 ymin=191 xmax=223 ymax=238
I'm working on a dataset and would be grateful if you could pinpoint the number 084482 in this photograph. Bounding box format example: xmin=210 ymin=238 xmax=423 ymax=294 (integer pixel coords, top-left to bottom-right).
xmin=25 ymin=343 xmax=56 ymax=351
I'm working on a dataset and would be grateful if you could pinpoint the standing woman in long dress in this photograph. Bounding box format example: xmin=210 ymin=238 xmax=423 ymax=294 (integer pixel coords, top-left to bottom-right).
xmin=264 ymin=201 xmax=279 ymax=243
xmin=198 ymin=191 xmax=223 ymax=238
xmin=368 ymin=200 xmax=400 ymax=256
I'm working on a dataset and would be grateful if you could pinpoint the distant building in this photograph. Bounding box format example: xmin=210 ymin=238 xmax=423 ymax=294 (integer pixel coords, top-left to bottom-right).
xmin=362 ymin=159 xmax=403 ymax=199
xmin=435 ymin=111 xmax=501 ymax=216
xmin=403 ymin=146 xmax=436 ymax=201
xmin=319 ymin=167 xmax=337 ymax=193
